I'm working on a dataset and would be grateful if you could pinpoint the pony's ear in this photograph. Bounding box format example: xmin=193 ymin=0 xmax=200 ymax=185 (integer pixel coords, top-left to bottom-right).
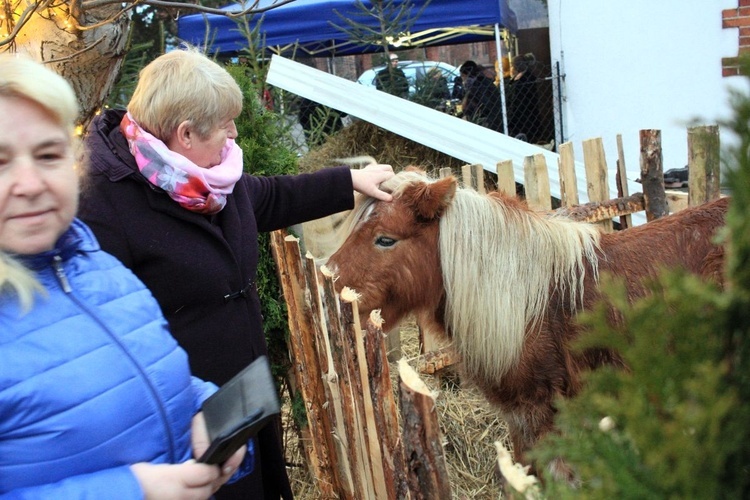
xmin=402 ymin=176 xmax=457 ymax=221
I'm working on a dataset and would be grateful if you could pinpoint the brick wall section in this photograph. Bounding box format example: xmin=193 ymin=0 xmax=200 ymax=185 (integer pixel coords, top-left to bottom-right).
xmin=722 ymin=0 xmax=750 ymax=76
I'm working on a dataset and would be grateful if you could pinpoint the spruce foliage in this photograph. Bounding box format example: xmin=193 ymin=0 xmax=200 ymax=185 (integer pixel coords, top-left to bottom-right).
xmin=529 ymin=66 xmax=750 ymax=499
xmin=225 ymin=64 xmax=299 ymax=377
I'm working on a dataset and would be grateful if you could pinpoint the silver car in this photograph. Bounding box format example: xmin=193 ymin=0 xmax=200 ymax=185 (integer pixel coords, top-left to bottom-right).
xmin=357 ymin=60 xmax=460 ymax=97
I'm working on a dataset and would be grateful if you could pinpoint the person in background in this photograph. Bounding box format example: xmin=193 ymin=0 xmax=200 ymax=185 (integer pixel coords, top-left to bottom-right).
xmin=495 ymin=55 xmax=512 ymax=87
xmin=507 ymin=53 xmax=542 ymax=143
xmin=297 ymin=96 xmax=345 ymax=148
xmin=458 ymin=60 xmax=504 ymax=132
xmin=451 ymin=73 xmax=465 ymax=101
xmin=375 ymin=53 xmax=409 ymax=98
xmin=78 ymin=47 xmax=394 ymax=500
xmin=418 ymin=67 xmax=451 ymax=110
xmin=0 ymin=54 xmax=246 ymax=498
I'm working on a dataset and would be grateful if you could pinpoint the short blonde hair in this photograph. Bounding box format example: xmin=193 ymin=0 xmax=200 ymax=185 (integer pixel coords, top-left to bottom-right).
xmin=0 ymin=53 xmax=80 ymax=310
xmin=128 ymin=47 xmax=243 ymax=141
xmin=0 ymin=54 xmax=79 ymax=137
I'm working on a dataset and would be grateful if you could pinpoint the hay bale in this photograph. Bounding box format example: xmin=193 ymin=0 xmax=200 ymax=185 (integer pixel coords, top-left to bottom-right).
xmin=298 ymin=120 xmax=467 ymax=174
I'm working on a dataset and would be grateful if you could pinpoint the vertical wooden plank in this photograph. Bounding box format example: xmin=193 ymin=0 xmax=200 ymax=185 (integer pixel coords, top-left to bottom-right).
xmin=348 ymin=292 xmax=388 ymax=500
xmin=399 ymin=360 xmax=452 ymax=500
xmin=615 ymin=134 xmax=633 ymax=229
xmin=582 ymin=137 xmax=613 ymax=232
xmin=639 ymin=129 xmax=669 ymax=221
xmin=523 ymin=153 xmax=552 ymax=211
xmin=496 ymin=159 xmax=515 ymax=196
xmin=363 ymin=311 xmax=409 ymax=500
xmin=439 ymin=167 xmax=452 ymax=179
xmin=319 ymin=267 xmax=364 ymax=498
xmin=473 ymin=164 xmax=486 ymax=194
xmin=339 ymin=289 xmax=382 ymax=500
xmin=687 ymin=125 xmax=721 ymax=206
xmin=460 ymin=163 xmax=485 ymax=193
xmin=315 ymin=270 xmax=356 ymax=499
xmin=461 ymin=164 xmax=473 ymax=190
xmin=557 ymin=141 xmax=579 ymax=207
xmin=270 ymin=231 xmax=338 ymax=498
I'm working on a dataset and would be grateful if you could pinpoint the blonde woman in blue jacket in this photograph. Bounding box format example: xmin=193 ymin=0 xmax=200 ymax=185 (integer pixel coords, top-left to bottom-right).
xmin=0 ymin=55 xmax=247 ymax=498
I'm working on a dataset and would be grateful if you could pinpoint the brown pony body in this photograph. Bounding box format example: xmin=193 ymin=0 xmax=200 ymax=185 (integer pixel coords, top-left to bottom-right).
xmin=325 ymin=170 xmax=728 ymax=471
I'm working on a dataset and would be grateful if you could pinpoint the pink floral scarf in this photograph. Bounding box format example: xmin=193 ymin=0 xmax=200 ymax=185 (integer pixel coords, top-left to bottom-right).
xmin=120 ymin=113 xmax=243 ymax=214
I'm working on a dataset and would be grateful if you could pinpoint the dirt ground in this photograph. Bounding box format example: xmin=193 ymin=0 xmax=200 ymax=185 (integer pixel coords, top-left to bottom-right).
xmin=281 ymin=317 xmax=510 ymax=499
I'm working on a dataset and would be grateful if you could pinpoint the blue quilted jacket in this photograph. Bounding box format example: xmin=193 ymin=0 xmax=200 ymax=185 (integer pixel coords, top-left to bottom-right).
xmin=0 ymin=219 xmax=218 ymax=498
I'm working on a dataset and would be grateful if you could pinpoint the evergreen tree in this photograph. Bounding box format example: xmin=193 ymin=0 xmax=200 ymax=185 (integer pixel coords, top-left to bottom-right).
xmin=223 ymin=62 xmax=299 ymax=380
xmin=527 ymin=64 xmax=750 ymax=499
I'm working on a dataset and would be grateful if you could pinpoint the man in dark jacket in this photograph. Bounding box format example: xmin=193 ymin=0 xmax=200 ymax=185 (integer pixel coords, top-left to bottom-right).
xmin=375 ymin=53 xmax=409 ymax=98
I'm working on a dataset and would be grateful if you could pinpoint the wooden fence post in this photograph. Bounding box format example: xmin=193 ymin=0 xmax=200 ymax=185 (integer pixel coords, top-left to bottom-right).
xmin=319 ymin=266 xmax=362 ymax=498
xmin=687 ymin=125 xmax=721 ymax=206
xmin=270 ymin=232 xmax=339 ymax=498
xmin=582 ymin=137 xmax=614 ymax=232
xmin=523 ymin=153 xmax=552 ymax=211
xmin=339 ymin=288 xmax=386 ymax=499
xmin=615 ymin=134 xmax=633 ymax=229
xmin=399 ymin=360 xmax=453 ymax=500
xmin=639 ymin=129 xmax=669 ymax=221
xmin=558 ymin=141 xmax=579 ymax=208
xmin=496 ymin=159 xmax=515 ymax=196
xmin=364 ymin=311 xmax=409 ymax=499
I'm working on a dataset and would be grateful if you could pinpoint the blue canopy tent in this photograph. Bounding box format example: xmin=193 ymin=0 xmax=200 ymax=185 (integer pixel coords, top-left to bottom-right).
xmin=176 ymin=0 xmax=518 ymax=57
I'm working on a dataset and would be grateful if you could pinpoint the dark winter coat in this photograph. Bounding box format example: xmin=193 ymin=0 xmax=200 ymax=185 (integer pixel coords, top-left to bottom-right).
xmin=463 ymin=74 xmax=504 ymax=132
xmin=79 ymin=109 xmax=355 ymax=500
xmin=507 ymin=71 xmax=542 ymax=142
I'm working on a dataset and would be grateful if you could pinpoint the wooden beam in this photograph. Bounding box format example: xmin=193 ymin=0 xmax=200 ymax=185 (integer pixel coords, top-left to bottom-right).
xmin=553 ymin=193 xmax=646 ymax=223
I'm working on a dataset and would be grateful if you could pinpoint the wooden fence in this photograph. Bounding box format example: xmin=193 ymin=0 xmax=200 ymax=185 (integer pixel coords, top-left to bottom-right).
xmin=270 ymin=125 xmax=723 ymax=498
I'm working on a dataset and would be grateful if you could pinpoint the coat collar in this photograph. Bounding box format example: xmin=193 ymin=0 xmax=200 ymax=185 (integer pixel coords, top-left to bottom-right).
xmin=16 ymin=219 xmax=98 ymax=271
xmin=87 ymin=109 xmax=235 ymax=239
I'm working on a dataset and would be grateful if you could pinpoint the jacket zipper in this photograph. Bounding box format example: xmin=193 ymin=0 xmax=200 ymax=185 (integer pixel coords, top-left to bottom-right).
xmin=52 ymin=255 xmax=72 ymax=293
xmin=49 ymin=255 xmax=179 ymax=462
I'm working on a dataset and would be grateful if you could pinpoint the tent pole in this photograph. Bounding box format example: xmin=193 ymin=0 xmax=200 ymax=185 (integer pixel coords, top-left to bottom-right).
xmin=494 ymin=23 xmax=509 ymax=135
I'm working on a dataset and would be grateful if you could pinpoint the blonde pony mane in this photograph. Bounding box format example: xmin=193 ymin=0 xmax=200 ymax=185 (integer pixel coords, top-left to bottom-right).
xmin=439 ymin=187 xmax=602 ymax=382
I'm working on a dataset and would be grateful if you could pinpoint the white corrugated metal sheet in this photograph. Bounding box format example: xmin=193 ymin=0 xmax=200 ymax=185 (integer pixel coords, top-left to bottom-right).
xmin=267 ymin=55 xmax=646 ymax=225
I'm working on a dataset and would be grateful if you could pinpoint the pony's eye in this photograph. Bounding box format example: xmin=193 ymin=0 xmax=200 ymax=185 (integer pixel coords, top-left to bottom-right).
xmin=375 ymin=236 xmax=397 ymax=248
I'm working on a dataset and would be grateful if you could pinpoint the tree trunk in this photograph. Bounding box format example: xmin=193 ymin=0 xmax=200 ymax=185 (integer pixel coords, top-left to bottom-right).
xmin=8 ymin=3 xmax=130 ymax=127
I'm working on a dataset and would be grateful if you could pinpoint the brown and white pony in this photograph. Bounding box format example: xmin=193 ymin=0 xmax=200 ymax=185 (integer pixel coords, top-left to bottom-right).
xmin=325 ymin=170 xmax=727 ymax=475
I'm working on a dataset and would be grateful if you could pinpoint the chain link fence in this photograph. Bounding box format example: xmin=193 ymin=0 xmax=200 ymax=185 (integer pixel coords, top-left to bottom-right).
xmin=409 ymin=58 xmax=563 ymax=151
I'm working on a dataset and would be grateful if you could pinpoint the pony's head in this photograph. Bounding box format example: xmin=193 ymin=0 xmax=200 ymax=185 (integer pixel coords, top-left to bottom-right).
xmin=327 ymin=168 xmax=603 ymax=383
xmin=325 ymin=170 xmax=456 ymax=335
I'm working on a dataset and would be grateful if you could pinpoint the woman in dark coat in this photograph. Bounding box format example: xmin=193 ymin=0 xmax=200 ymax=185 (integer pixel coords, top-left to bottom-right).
xmin=458 ymin=60 xmax=504 ymax=133
xmin=507 ymin=53 xmax=542 ymax=143
xmin=78 ymin=47 xmax=393 ymax=500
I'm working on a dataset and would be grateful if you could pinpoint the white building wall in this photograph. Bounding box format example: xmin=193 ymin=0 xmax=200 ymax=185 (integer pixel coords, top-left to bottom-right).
xmin=548 ymin=0 xmax=746 ymax=185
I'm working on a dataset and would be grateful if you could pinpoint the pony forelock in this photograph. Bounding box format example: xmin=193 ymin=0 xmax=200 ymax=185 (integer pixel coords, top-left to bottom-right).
xmin=439 ymin=188 xmax=601 ymax=382
xmin=319 ymin=170 xmax=440 ymax=260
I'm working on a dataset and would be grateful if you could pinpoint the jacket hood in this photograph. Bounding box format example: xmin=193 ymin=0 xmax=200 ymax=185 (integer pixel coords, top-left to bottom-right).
xmin=87 ymin=109 xmax=140 ymax=182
